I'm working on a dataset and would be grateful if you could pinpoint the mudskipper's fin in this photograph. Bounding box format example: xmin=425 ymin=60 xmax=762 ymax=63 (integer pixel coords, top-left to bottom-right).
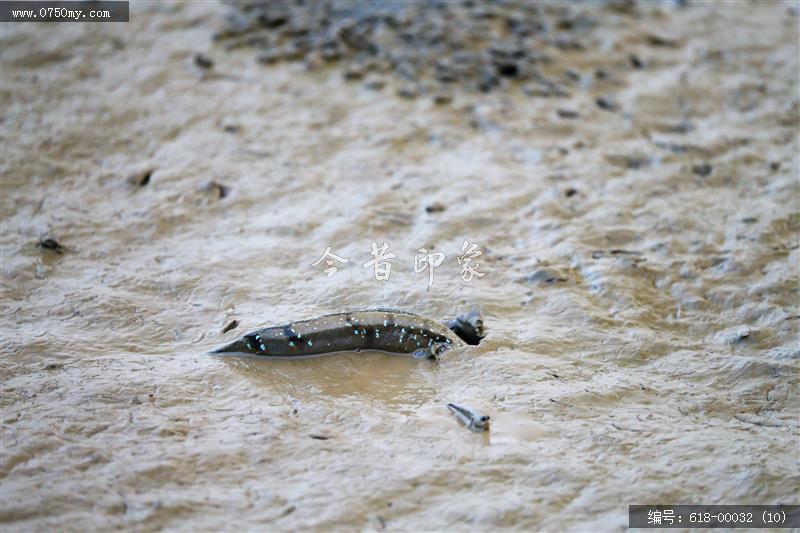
xmin=446 ymin=308 xmax=485 ymax=346
xmin=412 ymin=342 xmax=451 ymax=360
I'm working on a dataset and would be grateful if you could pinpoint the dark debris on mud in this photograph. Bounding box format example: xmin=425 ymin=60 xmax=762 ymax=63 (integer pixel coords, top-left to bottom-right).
xmin=213 ymin=0 xmax=659 ymax=100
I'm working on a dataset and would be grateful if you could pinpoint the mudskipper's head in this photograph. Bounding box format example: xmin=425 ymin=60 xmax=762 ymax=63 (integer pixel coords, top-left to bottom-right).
xmin=446 ymin=308 xmax=485 ymax=346
xmin=473 ymin=415 xmax=491 ymax=431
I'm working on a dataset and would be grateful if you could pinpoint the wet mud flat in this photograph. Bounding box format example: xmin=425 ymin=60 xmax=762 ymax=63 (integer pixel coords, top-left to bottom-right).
xmin=1 ymin=0 xmax=799 ymax=531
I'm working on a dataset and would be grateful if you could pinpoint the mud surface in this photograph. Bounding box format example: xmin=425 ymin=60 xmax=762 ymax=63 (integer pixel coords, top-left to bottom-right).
xmin=216 ymin=0 xmax=615 ymax=98
xmin=1 ymin=1 xmax=798 ymax=530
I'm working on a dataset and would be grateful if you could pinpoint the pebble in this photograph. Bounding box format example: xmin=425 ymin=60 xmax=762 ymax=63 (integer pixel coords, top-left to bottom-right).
xmin=692 ymin=163 xmax=713 ymax=177
xmin=433 ymin=92 xmax=452 ymax=105
xmin=596 ymin=96 xmax=618 ymax=111
xmin=425 ymin=202 xmax=447 ymax=213
xmin=629 ymin=54 xmax=645 ymax=69
xmin=343 ymin=66 xmax=364 ymax=81
xmin=127 ymin=168 xmax=153 ymax=187
xmin=646 ymin=34 xmax=680 ymax=48
xmin=556 ymin=108 xmax=580 ymax=119
xmin=200 ymin=180 xmax=231 ymax=199
xmin=193 ymin=53 xmax=214 ymax=69
xmin=37 ymin=237 xmax=64 ymax=254
xmin=522 ymin=268 xmax=569 ymax=284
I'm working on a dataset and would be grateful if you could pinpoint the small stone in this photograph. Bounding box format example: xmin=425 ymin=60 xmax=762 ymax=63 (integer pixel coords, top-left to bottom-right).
xmin=222 ymin=320 xmax=239 ymax=333
xmin=433 ymin=93 xmax=452 ymax=105
xmin=201 ymin=180 xmax=231 ymax=199
xmin=127 ymin=168 xmax=153 ymax=187
xmin=692 ymin=163 xmax=713 ymax=177
xmin=564 ymin=69 xmax=581 ymax=82
xmin=223 ymin=124 xmax=241 ymax=134
xmin=281 ymin=506 xmax=296 ymax=517
xmin=495 ymin=61 xmax=519 ymax=78
xmin=646 ymin=34 xmax=680 ymax=48
xmin=258 ymin=7 xmax=288 ymax=29
xmin=344 ymin=66 xmax=364 ymax=81
xmin=596 ymin=96 xmax=618 ymax=111
xmin=425 ymin=202 xmax=447 ymax=213
xmin=193 ymin=53 xmax=214 ymax=69
xmin=564 ymin=188 xmax=578 ymax=197
xmin=595 ymin=68 xmax=610 ymax=80
xmin=629 ymin=54 xmax=644 ymax=69
xmin=37 ymin=237 xmax=64 ymax=254
xmin=557 ymin=108 xmax=580 ymax=119
xmin=522 ymin=268 xmax=569 ymax=284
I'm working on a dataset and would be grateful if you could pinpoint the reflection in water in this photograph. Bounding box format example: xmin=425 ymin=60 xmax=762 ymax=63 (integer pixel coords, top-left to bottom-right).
xmin=224 ymin=351 xmax=440 ymax=408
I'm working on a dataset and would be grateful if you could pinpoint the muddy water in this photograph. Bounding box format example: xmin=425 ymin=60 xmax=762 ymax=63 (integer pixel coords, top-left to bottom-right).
xmin=1 ymin=1 xmax=798 ymax=530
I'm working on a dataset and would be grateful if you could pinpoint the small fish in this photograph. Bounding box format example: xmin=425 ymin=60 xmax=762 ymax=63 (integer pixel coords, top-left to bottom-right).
xmin=447 ymin=403 xmax=490 ymax=432
xmin=210 ymin=308 xmax=485 ymax=360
